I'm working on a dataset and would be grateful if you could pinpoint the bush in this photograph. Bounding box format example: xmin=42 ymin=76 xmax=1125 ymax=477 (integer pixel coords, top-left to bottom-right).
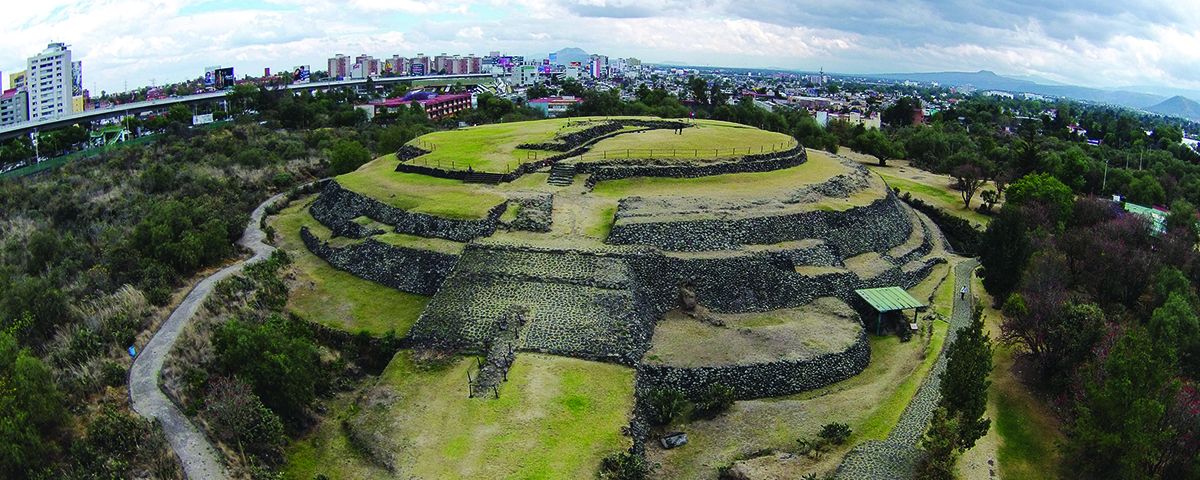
xmin=212 ymin=315 xmax=322 ymax=424
xmin=646 ymin=388 xmax=689 ymax=426
xmin=328 ymin=139 xmax=371 ymax=175
xmin=818 ymin=422 xmax=852 ymax=445
xmin=201 ymin=376 xmax=286 ymax=462
xmin=598 ymin=451 xmax=653 ymax=480
xmin=691 ymin=383 xmax=735 ymax=420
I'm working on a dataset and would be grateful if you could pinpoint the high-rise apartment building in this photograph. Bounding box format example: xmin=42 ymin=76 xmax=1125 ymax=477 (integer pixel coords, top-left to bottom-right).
xmin=0 ymin=88 xmax=29 ymax=126
xmin=327 ymin=54 xmax=351 ymax=79
xmin=26 ymin=42 xmax=77 ymax=120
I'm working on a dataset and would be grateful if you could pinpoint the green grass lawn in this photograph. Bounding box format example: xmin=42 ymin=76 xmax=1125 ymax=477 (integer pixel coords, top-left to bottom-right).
xmin=286 ymin=351 xmax=635 ymax=479
xmin=873 ymin=172 xmax=993 ymax=227
xmin=969 ymin=272 xmax=1064 ymax=479
xmin=578 ymin=120 xmax=794 ymax=161
xmin=335 ymin=153 xmax=507 ymax=219
xmin=269 ymin=197 xmax=429 ymax=335
xmin=408 ymin=116 xmax=642 ymax=172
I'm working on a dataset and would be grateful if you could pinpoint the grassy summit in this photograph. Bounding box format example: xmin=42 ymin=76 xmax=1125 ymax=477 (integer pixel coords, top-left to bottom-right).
xmin=405 ymin=117 xmax=796 ymax=172
xmin=580 ymin=119 xmax=794 ymax=162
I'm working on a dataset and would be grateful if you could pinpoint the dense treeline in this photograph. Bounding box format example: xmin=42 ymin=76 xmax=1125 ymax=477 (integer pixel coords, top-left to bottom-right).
xmin=0 ymin=82 xmax=561 ymax=477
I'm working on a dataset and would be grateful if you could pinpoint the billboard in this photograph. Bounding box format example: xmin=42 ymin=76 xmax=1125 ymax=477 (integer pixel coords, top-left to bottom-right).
xmin=410 ymin=62 xmax=426 ymax=76
xmin=292 ymin=65 xmax=310 ymax=83
xmin=205 ymin=66 xmax=235 ymax=88
xmin=215 ymin=67 xmax=234 ymax=88
xmin=192 ymin=113 xmax=214 ymax=125
xmin=72 ymin=61 xmax=83 ymax=95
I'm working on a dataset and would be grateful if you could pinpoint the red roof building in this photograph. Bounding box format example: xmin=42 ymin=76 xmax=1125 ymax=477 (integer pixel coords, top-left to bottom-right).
xmin=367 ymin=92 xmax=472 ymax=121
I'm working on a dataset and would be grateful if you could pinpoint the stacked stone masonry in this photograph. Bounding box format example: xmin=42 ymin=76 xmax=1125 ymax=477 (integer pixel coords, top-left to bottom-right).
xmin=300 ymin=227 xmax=458 ymax=296
xmin=309 ymin=180 xmax=505 ymax=242
xmin=580 ymin=144 xmax=807 ymax=188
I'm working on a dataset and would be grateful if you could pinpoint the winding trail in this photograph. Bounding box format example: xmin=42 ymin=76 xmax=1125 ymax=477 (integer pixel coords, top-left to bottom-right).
xmin=834 ymin=259 xmax=979 ymax=479
xmin=129 ymin=192 xmax=285 ymax=480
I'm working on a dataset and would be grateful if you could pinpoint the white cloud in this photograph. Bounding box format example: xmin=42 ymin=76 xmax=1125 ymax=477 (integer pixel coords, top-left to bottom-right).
xmin=1 ymin=0 xmax=1197 ymax=94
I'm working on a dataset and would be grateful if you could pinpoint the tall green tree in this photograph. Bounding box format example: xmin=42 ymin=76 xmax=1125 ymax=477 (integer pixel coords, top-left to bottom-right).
xmin=916 ymin=407 xmax=960 ymax=480
xmin=0 ymin=332 xmax=66 ymax=477
xmin=979 ymin=206 xmax=1032 ymax=298
xmin=939 ymin=304 xmax=994 ymax=449
xmin=1064 ymin=327 xmax=1179 ymax=479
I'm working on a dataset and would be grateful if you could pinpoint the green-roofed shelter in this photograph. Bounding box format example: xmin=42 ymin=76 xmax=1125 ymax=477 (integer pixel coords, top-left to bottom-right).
xmin=855 ymin=286 xmax=926 ymax=335
xmin=1121 ymin=201 xmax=1167 ymax=236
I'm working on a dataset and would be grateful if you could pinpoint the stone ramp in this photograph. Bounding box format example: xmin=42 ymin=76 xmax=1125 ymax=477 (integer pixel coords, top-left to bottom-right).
xmin=409 ymin=245 xmax=658 ymax=364
xmin=470 ymin=307 xmax=524 ymax=398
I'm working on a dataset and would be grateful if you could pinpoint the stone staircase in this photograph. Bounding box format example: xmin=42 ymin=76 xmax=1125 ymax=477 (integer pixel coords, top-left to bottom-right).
xmin=470 ymin=308 xmax=525 ymax=398
xmin=547 ymin=162 xmax=576 ymax=186
xmin=464 ymin=171 xmax=505 ymax=184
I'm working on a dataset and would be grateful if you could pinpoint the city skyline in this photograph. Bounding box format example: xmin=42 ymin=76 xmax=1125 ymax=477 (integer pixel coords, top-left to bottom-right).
xmin=2 ymin=0 xmax=1198 ymax=95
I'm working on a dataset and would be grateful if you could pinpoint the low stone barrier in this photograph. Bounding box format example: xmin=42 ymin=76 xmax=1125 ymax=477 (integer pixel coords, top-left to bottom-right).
xmin=309 ymin=180 xmax=505 ymax=242
xmin=581 ymin=144 xmax=806 ymax=187
xmin=637 ymin=330 xmax=870 ymax=401
xmin=300 ymin=227 xmax=458 ymax=295
xmin=609 ymin=191 xmax=911 ymax=254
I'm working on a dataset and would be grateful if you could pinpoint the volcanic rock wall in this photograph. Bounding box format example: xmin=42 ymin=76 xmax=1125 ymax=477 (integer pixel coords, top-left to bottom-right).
xmin=309 ymin=181 xmax=505 ymax=242
xmin=300 ymin=227 xmax=458 ymax=295
xmin=637 ymin=330 xmax=871 ymax=401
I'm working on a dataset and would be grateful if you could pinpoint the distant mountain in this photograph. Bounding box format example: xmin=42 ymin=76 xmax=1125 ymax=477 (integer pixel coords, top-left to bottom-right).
xmin=1117 ymin=85 xmax=1200 ymax=102
xmin=864 ymin=70 xmax=1166 ymax=109
xmin=551 ymin=47 xmax=591 ymax=66
xmin=1147 ymin=96 xmax=1200 ymax=122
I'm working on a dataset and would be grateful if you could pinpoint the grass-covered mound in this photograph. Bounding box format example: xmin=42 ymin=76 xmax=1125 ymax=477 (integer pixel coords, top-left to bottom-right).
xmin=580 ymin=119 xmax=795 ymax=162
xmin=335 ymin=153 xmax=507 ymax=219
xmin=286 ymin=351 xmax=635 ymax=479
xmin=405 ymin=116 xmax=628 ymax=172
xmin=268 ymin=197 xmax=430 ymax=335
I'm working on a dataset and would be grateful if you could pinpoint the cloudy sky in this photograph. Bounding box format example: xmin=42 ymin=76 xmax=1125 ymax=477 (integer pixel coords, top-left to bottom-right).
xmin=2 ymin=0 xmax=1198 ymax=95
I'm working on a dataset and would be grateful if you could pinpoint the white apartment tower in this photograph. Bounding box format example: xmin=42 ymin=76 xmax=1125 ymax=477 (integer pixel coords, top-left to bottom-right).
xmin=26 ymin=42 xmax=76 ymax=120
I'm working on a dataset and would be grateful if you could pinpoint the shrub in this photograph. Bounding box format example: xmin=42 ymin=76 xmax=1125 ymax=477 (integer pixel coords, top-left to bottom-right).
xmin=646 ymin=387 xmax=689 ymax=426
xmin=691 ymin=383 xmax=735 ymax=420
xmin=201 ymin=376 xmax=286 ymax=462
xmin=598 ymin=451 xmax=653 ymax=480
xmin=328 ymin=139 xmax=371 ymax=175
xmin=818 ymin=422 xmax=852 ymax=445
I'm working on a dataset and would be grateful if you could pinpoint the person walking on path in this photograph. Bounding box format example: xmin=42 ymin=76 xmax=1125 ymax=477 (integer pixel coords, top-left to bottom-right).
xmin=960 ymin=285 xmax=967 ymax=299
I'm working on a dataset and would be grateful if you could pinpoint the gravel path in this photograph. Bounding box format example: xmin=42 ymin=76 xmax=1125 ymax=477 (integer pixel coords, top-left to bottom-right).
xmin=129 ymin=192 xmax=284 ymax=480
xmin=834 ymin=259 xmax=979 ymax=479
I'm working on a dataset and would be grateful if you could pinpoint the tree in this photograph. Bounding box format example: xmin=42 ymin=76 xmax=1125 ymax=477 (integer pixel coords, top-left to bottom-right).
xmin=201 ymin=376 xmax=286 ymax=461
xmin=979 ymin=206 xmax=1032 ymax=298
xmin=1166 ymin=199 xmax=1198 ymax=239
xmin=950 ymin=155 xmax=991 ymax=209
xmin=916 ymin=407 xmax=960 ymax=480
xmin=1064 ymin=327 xmax=1179 ymax=480
xmin=212 ymin=316 xmax=322 ymax=423
xmin=709 ymin=82 xmax=729 ymax=106
xmin=1005 ymin=172 xmax=1074 ymax=225
xmin=939 ymin=304 xmax=993 ymax=449
xmin=883 ymin=97 xmax=921 ymax=127
xmin=851 ymin=128 xmax=903 ymax=166
xmin=0 ymin=332 xmax=66 ymax=477
xmin=1150 ymin=292 xmax=1200 ymax=377
xmin=328 ymin=139 xmax=371 ymax=175
xmin=687 ymin=76 xmax=708 ymax=105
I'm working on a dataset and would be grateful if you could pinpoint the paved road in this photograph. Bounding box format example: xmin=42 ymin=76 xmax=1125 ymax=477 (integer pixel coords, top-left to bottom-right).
xmin=129 ymin=192 xmax=284 ymax=480
xmin=834 ymin=259 xmax=979 ymax=479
